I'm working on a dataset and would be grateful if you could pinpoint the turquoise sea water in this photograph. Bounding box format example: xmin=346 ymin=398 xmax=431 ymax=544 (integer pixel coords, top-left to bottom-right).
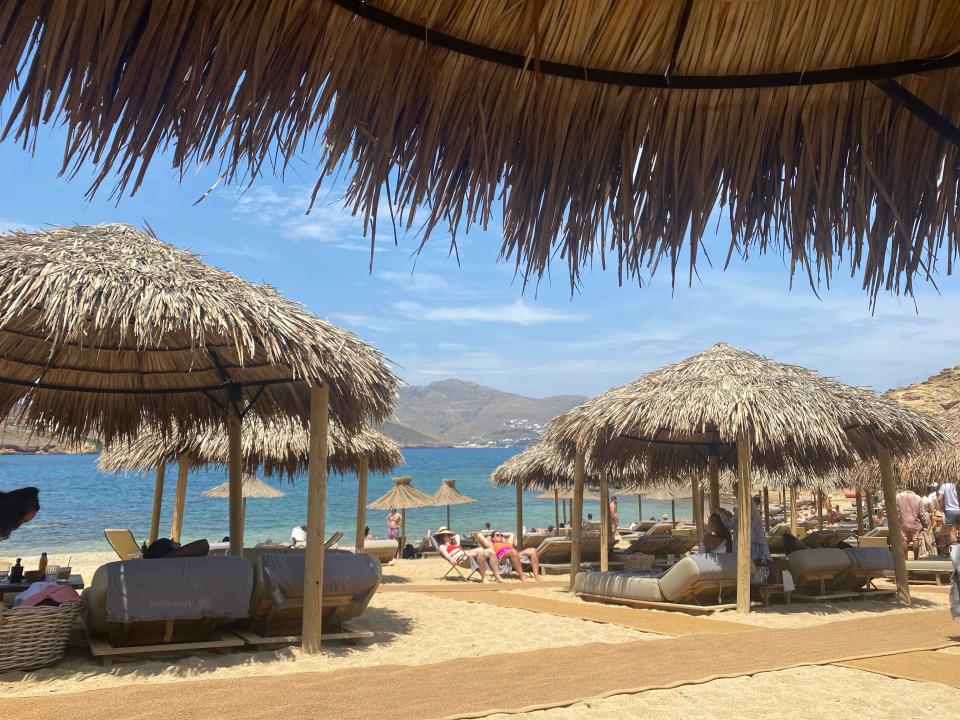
xmin=0 ymin=449 xmax=692 ymax=554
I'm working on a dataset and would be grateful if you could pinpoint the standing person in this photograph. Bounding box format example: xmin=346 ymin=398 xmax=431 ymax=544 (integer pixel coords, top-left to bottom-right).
xmin=609 ymin=496 xmax=619 ymax=538
xmin=938 ymin=481 xmax=960 ymax=547
xmin=896 ymin=487 xmax=925 ymax=560
xmin=719 ymin=486 xmax=771 ymax=566
xmin=921 ymin=485 xmax=942 ymax=557
xmin=386 ymin=507 xmax=403 ymax=558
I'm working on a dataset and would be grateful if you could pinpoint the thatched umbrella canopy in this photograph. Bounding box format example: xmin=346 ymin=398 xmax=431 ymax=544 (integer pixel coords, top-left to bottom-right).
xmin=368 ymin=476 xmax=435 ymax=549
xmin=98 ymin=418 xmax=403 ymax=479
xmin=545 ymin=343 xmax=947 ymax=610
xmin=432 ymin=479 xmax=476 ymax=529
xmin=201 ymin=474 xmax=285 ymax=499
xmin=0 ymin=223 xmax=398 ymax=654
xmin=536 ymin=487 xmax=600 ymax=502
xmin=4 ymin=4 xmax=960 ymax=298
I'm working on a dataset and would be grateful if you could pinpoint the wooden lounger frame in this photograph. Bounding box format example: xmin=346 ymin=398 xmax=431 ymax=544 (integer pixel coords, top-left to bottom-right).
xmin=241 ymin=591 xmax=374 ymax=646
xmin=578 ymin=578 xmax=739 ymax=615
xmin=88 ymin=620 xmax=243 ymax=666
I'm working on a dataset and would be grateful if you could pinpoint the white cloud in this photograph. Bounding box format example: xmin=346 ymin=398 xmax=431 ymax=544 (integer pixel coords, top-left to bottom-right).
xmin=393 ymin=299 xmax=586 ymax=325
xmin=379 ymin=270 xmax=456 ymax=293
xmin=329 ymin=312 xmax=396 ymax=333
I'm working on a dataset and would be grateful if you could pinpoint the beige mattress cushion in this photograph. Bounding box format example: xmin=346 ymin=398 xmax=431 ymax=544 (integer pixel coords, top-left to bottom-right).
xmin=787 ymin=548 xmax=851 ymax=589
xmin=658 ymin=554 xmax=736 ymax=601
xmin=574 ymin=570 xmax=662 ymax=603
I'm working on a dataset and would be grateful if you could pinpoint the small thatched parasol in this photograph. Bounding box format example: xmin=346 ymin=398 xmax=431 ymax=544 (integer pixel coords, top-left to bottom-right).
xmin=536 ymin=487 xmax=600 ymax=502
xmin=545 ymin=342 xmax=947 ymax=610
xmin=432 ymin=479 xmax=476 ymax=529
xmin=368 ymin=476 xmax=435 ymax=549
xmin=6 ymin=5 xmax=960 ymax=300
xmin=201 ymin=474 xmax=284 ymax=529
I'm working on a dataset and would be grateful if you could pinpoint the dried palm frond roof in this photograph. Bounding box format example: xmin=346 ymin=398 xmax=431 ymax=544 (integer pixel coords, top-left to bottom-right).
xmin=3 ymin=3 xmax=960 ymax=297
xmin=0 ymin=224 xmax=397 ymax=443
xmin=536 ymin=487 xmax=600 ymax=502
xmin=367 ymin=475 xmax=437 ymax=510
xmin=491 ymin=442 xmax=649 ymax=491
xmin=201 ymin=474 xmax=285 ymax=499
xmin=545 ymin=343 xmax=947 ymax=479
xmin=432 ymin=479 xmax=476 ymax=506
xmin=98 ymin=417 xmax=403 ymax=479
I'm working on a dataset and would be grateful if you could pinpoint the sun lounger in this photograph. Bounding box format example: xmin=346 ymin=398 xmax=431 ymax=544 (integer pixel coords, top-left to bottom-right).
xmin=574 ymin=553 xmax=738 ymax=613
xmin=362 ymin=539 xmax=399 ymax=564
xmin=801 ymin=528 xmax=856 ymax=548
xmin=786 ymin=548 xmax=856 ymax=600
xmin=430 ymin=534 xmax=479 ymax=581
xmin=83 ymin=556 xmax=253 ymax=664
xmin=617 ymin=532 xmax=698 ymax=559
xmin=829 ymin=548 xmax=894 ymax=596
xmin=905 ymin=556 xmax=955 ymax=585
xmin=237 ymin=551 xmax=380 ymax=646
xmin=522 ymin=532 xmax=550 ymax=549
xmin=535 ymin=533 xmax=602 ymax=567
xmin=104 ymin=528 xmax=143 ymax=560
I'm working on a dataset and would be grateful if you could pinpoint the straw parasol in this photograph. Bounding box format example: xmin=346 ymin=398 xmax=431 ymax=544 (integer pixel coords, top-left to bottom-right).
xmin=4 ymin=4 xmax=960 ymax=299
xmin=201 ymin=474 xmax=284 ymax=530
xmin=0 ymin=223 xmax=398 ymax=654
xmin=367 ymin=476 xmax=435 ymax=550
xmin=432 ymin=479 xmax=476 ymax=529
xmin=545 ymin=342 xmax=947 ymax=610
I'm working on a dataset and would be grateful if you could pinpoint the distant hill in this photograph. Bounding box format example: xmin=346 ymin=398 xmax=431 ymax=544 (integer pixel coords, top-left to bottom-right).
xmin=386 ymin=379 xmax=586 ymax=447
xmin=885 ymin=364 xmax=960 ymax=415
xmin=380 ymin=420 xmax=439 ymax=447
xmin=0 ymin=418 xmax=98 ymax=455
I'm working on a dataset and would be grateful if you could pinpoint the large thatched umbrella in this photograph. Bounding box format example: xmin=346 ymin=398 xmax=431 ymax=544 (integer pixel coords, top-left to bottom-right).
xmin=368 ymin=476 xmax=435 ymax=552
xmin=201 ymin=474 xmax=285 ymax=533
xmin=432 ymin=479 xmax=476 ymax=530
xmin=98 ymin=417 xmax=403 ymax=552
xmin=545 ymin=343 xmax=946 ymax=610
xmin=4 ymin=5 xmax=960 ymax=299
xmin=0 ymin=224 xmax=397 ymax=653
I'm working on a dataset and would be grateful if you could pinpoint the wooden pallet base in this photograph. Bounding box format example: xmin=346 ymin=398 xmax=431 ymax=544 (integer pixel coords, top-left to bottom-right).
xmin=578 ymin=591 xmax=741 ymax=615
xmin=88 ymin=632 xmax=244 ymax=667
xmin=790 ymin=591 xmax=861 ymax=602
xmin=233 ymin=627 xmax=374 ymax=647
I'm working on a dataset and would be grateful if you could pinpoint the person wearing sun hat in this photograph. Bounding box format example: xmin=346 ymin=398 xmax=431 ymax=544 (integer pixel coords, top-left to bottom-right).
xmin=434 ymin=527 xmax=503 ymax=583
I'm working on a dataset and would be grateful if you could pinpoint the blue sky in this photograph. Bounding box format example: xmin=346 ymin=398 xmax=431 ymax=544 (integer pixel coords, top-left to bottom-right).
xmin=0 ymin=125 xmax=957 ymax=399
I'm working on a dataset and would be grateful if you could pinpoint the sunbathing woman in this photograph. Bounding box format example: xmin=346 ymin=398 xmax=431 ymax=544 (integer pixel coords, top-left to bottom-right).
xmin=700 ymin=513 xmax=733 ymax=554
xmin=434 ymin=528 xmax=502 ymax=583
xmin=478 ymin=530 xmax=541 ymax=580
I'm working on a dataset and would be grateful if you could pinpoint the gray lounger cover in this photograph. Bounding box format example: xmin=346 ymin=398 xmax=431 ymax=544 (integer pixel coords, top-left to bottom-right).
xmin=574 ymin=553 xmax=737 ymax=604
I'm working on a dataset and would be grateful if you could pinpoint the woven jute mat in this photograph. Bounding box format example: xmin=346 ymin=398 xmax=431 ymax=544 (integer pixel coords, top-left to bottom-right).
xmin=431 ymin=589 xmax=753 ymax=635
xmin=379 ymin=580 xmax=568 ymax=593
xmin=837 ymin=649 xmax=960 ymax=688
xmin=2 ymin=610 xmax=956 ymax=720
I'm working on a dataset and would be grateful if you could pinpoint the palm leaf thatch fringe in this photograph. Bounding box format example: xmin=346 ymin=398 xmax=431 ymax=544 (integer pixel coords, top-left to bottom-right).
xmin=536 ymin=487 xmax=600 ymax=502
xmin=367 ymin=475 xmax=436 ymax=510
xmin=201 ymin=474 xmax=285 ymax=499
xmin=843 ymin=408 xmax=960 ymax=490
xmin=544 ymin=343 xmax=948 ymax=479
xmin=0 ymin=224 xmax=398 ymax=443
xmin=3 ymin=2 xmax=960 ymax=298
xmin=432 ymin=478 xmax=476 ymax=506
xmin=98 ymin=417 xmax=403 ymax=479
xmin=491 ymin=442 xmax=647 ymax=491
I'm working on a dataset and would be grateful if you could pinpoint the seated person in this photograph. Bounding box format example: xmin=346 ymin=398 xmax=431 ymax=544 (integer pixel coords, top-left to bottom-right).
xmin=700 ymin=513 xmax=732 ymax=554
xmin=290 ymin=524 xmax=308 ymax=547
xmin=143 ymin=537 xmax=210 ymax=559
xmin=434 ymin=527 xmax=501 ymax=583
xmin=477 ymin=530 xmax=541 ymax=580
xmin=781 ymin=532 xmax=851 ymax=554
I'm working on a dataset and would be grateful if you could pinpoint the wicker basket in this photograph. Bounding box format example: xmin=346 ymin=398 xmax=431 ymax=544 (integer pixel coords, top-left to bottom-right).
xmin=623 ymin=553 xmax=655 ymax=572
xmin=0 ymin=603 xmax=82 ymax=672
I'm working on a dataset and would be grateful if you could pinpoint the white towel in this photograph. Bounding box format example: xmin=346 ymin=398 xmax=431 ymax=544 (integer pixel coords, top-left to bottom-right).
xmin=782 ymin=569 xmax=796 ymax=593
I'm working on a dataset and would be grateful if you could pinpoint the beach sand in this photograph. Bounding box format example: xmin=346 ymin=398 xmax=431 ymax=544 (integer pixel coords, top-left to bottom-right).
xmin=2 ymin=550 xmax=957 ymax=719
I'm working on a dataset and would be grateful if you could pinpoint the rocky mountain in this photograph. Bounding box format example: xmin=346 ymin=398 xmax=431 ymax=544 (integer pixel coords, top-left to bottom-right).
xmin=885 ymin=364 xmax=960 ymax=415
xmin=386 ymin=379 xmax=586 ymax=447
xmin=0 ymin=419 xmax=98 ymax=455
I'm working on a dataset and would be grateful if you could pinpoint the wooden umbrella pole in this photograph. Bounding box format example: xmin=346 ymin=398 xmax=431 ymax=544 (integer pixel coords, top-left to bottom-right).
xmin=355 ymin=457 xmax=368 ymax=554
xmin=170 ymin=453 xmax=189 ymax=543
xmin=637 ymin=495 xmax=642 ymax=522
xmin=671 ymin=498 xmax=676 ymax=524
xmin=554 ymin=489 xmax=559 ymax=534
xmin=227 ymin=392 xmax=244 ymax=557
xmin=515 ymin=481 xmax=523 ymax=541
xmin=736 ymin=433 xmax=753 ymax=614
xmin=569 ymin=448 xmax=586 ymax=590
xmin=866 ymin=490 xmax=875 ymax=530
xmin=691 ymin=476 xmax=703 ymax=540
xmin=401 ymin=508 xmax=407 ymax=549
xmin=562 ymin=498 xmax=567 ymax=525
xmin=789 ymin=486 xmax=798 ymax=535
xmin=599 ymin=472 xmax=609 ymax=572
xmin=446 ymin=504 xmax=451 ymax=529
xmin=708 ymin=453 xmax=720 ymax=514
xmin=816 ymin=490 xmax=824 ymax=530
xmin=855 ymin=485 xmax=865 ymax=536
xmin=302 ymin=383 xmax=330 ymax=654
xmin=762 ymin=486 xmax=770 ymax=532
xmin=149 ymin=464 xmax=165 ymax=544
xmin=877 ymin=445 xmax=910 ymax=605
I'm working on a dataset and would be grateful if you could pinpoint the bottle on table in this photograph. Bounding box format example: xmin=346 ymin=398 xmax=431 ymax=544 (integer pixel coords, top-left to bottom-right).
xmin=38 ymin=552 xmax=48 ymax=576
xmin=9 ymin=558 xmax=23 ymax=583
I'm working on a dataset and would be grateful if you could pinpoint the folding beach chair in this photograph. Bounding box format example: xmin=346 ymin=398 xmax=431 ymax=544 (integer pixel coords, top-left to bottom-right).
xmin=104 ymin=529 xmax=143 ymax=560
xmin=431 ymin=534 xmax=479 ymax=581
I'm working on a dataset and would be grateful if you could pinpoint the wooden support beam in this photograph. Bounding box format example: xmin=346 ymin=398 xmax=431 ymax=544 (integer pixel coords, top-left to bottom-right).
xmin=170 ymin=453 xmax=189 ymax=543
xmin=355 ymin=457 xmax=369 ymax=554
xmin=553 ymin=489 xmax=560 ymax=534
xmin=691 ymin=476 xmax=703 ymax=540
xmin=515 ymin=481 xmax=524 ymax=542
xmin=302 ymin=383 xmax=330 ymax=654
xmin=866 ymin=490 xmax=875 ymax=530
xmin=569 ymin=448 xmax=586 ymax=590
xmin=708 ymin=454 xmax=720 ymax=514
xmin=762 ymin=486 xmax=771 ymax=532
xmin=789 ymin=486 xmax=798 ymax=536
xmin=816 ymin=490 xmax=824 ymax=530
xmin=877 ymin=445 xmax=911 ymax=605
xmin=227 ymin=392 xmax=244 ymax=557
xmin=599 ymin=473 xmax=610 ymax=572
xmin=872 ymin=77 xmax=960 ymax=150
xmin=149 ymin=465 xmax=165 ymax=544
xmin=736 ymin=433 xmax=752 ymax=614
xmin=855 ymin=486 xmax=865 ymax=536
